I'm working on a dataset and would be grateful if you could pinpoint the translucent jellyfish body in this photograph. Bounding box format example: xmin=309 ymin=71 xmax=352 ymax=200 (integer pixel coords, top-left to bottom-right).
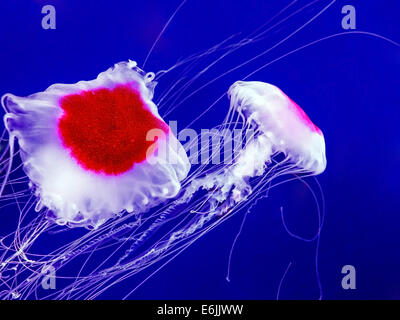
xmin=182 ymin=80 xmax=326 ymax=208
xmin=2 ymin=61 xmax=190 ymax=227
xmin=228 ymin=81 xmax=326 ymax=176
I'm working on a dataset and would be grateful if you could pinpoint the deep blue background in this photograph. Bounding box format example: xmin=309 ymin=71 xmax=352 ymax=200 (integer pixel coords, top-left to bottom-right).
xmin=0 ymin=0 xmax=399 ymax=299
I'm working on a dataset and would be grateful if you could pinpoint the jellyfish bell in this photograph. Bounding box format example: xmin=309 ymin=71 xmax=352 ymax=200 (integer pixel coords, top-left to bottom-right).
xmin=228 ymin=81 xmax=326 ymax=176
xmin=1 ymin=61 xmax=190 ymax=228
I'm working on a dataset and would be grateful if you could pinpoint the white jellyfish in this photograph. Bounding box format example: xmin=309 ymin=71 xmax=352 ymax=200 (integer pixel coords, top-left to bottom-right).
xmin=228 ymin=80 xmax=326 ymax=176
xmin=1 ymin=61 xmax=190 ymax=227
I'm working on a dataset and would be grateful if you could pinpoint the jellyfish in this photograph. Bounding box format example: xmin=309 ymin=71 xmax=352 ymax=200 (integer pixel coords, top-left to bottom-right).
xmin=1 ymin=61 xmax=190 ymax=228
xmin=0 ymin=59 xmax=326 ymax=299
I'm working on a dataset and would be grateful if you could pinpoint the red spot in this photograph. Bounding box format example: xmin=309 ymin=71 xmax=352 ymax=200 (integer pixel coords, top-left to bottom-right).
xmin=58 ymin=84 xmax=169 ymax=175
xmin=288 ymin=97 xmax=322 ymax=134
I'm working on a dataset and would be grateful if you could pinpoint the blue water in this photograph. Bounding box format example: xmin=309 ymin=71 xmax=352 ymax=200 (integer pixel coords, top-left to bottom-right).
xmin=0 ymin=0 xmax=399 ymax=299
